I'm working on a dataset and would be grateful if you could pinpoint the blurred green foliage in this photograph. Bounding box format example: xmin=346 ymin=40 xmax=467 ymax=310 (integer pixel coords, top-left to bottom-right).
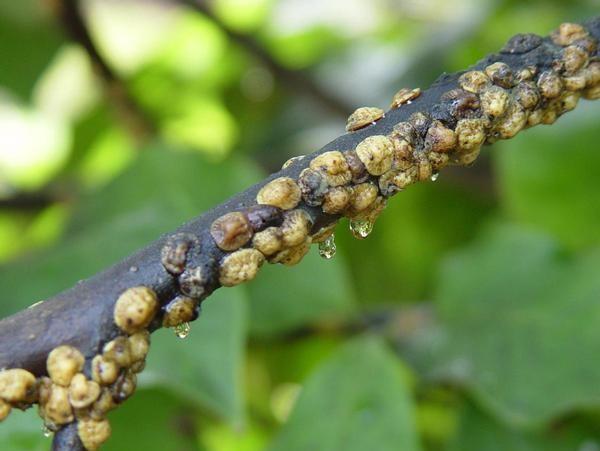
xmin=1 ymin=0 xmax=600 ymax=450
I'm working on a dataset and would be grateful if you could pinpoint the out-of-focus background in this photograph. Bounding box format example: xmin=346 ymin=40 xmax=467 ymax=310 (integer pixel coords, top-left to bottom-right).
xmin=1 ymin=0 xmax=600 ymax=449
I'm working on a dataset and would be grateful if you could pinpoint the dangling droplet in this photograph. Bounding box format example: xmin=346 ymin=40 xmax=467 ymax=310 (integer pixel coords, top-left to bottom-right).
xmin=318 ymin=234 xmax=336 ymax=259
xmin=174 ymin=322 xmax=191 ymax=339
xmin=430 ymin=172 xmax=439 ymax=182
xmin=349 ymin=219 xmax=373 ymax=239
xmin=42 ymin=424 xmax=52 ymax=438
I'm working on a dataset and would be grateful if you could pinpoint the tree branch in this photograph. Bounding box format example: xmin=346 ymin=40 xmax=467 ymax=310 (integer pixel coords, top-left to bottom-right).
xmin=182 ymin=0 xmax=354 ymax=117
xmin=0 ymin=16 xmax=598 ymax=450
xmin=55 ymin=0 xmax=156 ymax=141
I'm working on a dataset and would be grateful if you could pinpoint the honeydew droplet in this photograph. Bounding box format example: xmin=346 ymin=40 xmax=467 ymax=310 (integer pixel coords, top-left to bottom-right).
xmin=174 ymin=322 xmax=191 ymax=339
xmin=430 ymin=172 xmax=439 ymax=182
xmin=318 ymin=234 xmax=336 ymax=259
xmin=42 ymin=424 xmax=52 ymax=438
xmin=349 ymin=219 xmax=373 ymax=239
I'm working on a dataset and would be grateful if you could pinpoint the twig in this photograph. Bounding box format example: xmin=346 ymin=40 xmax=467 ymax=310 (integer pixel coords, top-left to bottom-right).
xmin=55 ymin=0 xmax=156 ymax=141
xmin=0 ymin=16 xmax=598 ymax=450
xmin=181 ymin=0 xmax=354 ymax=117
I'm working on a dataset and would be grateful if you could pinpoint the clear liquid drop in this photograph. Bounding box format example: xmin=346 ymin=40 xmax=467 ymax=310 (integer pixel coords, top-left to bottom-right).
xmin=174 ymin=322 xmax=191 ymax=339
xmin=349 ymin=219 xmax=373 ymax=239
xmin=42 ymin=424 xmax=52 ymax=438
xmin=282 ymin=155 xmax=304 ymax=169
xmin=318 ymin=234 xmax=336 ymax=259
xmin=430 ymin=172 xmax=439 ymax=182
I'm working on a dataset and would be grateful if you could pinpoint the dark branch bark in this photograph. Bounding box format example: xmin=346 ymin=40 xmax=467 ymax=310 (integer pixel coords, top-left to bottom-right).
xmin=0 ymin=15 xmax=598 ymax=450
xmin=52 ymin=423 xmax=84 ymax=451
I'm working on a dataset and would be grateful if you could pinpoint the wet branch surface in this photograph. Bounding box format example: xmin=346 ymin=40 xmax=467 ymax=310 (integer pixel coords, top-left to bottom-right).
xmin=0 ymin=15 xmax=598 ymax=451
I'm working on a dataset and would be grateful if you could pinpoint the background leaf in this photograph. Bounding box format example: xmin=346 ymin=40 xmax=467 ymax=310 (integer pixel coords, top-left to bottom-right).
xmin=417 ymin=223 xmax=600 ymax=427
xmin=269 ymin=336 xmax=421 ymax=451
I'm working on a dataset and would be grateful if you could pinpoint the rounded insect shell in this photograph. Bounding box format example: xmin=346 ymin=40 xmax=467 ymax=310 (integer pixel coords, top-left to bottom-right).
xmin=281 ymin=155 xmax=305 ymax=170
xmin=210 ymin=211 xmax=253 ymax=251
xmin=562 ymin=45 xmax=588 ymax=75
xmin=114 ymin=286 xmax=159 ymax=335
xmin=355 ymin=135 xmax=394 ymax=176
xmin=408 ymin=112 xmax=432 ymax=137
xmin=91 ymin=355 xmax=119 ymax=386
xmin=298 ymin=168 xmax=328 ymax=206
xmin=392 ymin=121 xmax=417 ymax=145
xmin=160 ymin=233 xmax=197 ymax=276
xmin=485 ymin=62 xmax=515 ymax=88
xmin=390 ymin=134 xmax=413 ymax=164
xmin=424 ymin=121 xmax=457 ymax=153
xmin=537 ymin=71 xmax=563 ymax=99
xmin=309 ymin=151 xmax=352 ymax=186
xmin=458 ymin=70 xmax=491 ymax=93
xmin=245 ymin=204 xmax=282 ymax=232
xmin=346 ymin=107 xmax=384 ymax=132
xmin=344 ymin=150 xmax=370 ymax=184
xmin=583 ymin=85 xmax=600 ymax=100
xmin=454 ymin=118 xmax=486 ymax=151
xmin=551 ymin=22 xmax=588 ymax=46
xmin=219 ymin=248 xmax=265 ymax=287
xmin=0 ymin=399 xmax=11 ymax=421
xmin=480 ymin=86 xmax=509 ymax=117
xmin=269 ymin=239 xmax=311 ymax=266
xmin=78 ymin=418 xmax=111 ymax=451
xmin=492 ymin=100 xmax=527 ymax=139
xmin=514 ymin=81 xmax=541 ymax=109
xmin=429 ymin=152 xmax=450 ymax=171
xmin=417 ymin=158 xmax=433 ymax=182
xmin=527 ymin=109 xmax=544 ymax=127
xmin=280 ymin=209 xmax=313 ymax=247
xmin=42 ymin=385 xmax=73 ymax=426
xmin=162 ymin=296 xmax=198 ymax=328
xmin=322 ymin=186 xmax=352 ymax=214
xmin=378 ymin=168 xmax=417 ymax=197
xmin=252 ymin=226 xmax=283 ymax=256
xmin=111 ymin=370 xmax=136 ymax=403
xmin=128 ymin=331 xmax=150 ymax=363
xmin=502 ymin=33 xmax=542 ymax=54
xmin=310 ymin=222 xmax=337 ymax=244
xmin=178 ymin=266 xmax=206 ymax=299
xmin=0 ymin=368 xmax=36 ymax=404
xmin=47 ymin=345 xmax=85 ymax=387
xmin=584 ymin=62 xmax=600 ymax=87
xmin=89 ymin=389 xmax=116 ymax=420
xmin=557 ymin=92 xmax=581 ymax=112
xmin=355 ymin=196 xmax=387 ymax=223
xmin=451 ymin=146 xmax=481 ymax=166
xmin=256 ymin=177 xmax=301 ymax=210
xmin=442 ymin=89 xmax=480 ymax=118
xmin=69 ymin=373 xmax=101 ymax=409
xmin=563 ymin=74 xmax=587 ymax=91
xmin=515 ymin=66 xmax=536 ymax=82
xmin=390 ymin=87 xmax=421 ymax=108
xmin=346 ymin=183 xmax=379 ymax=214
xmin=102 ymin=337 xmax=132 ymax=368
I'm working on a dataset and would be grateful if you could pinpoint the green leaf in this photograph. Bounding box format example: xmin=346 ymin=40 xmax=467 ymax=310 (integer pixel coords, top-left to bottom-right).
xmin=419 ymin=223 xmax=600 ymax=427
xmin=141 ymin=287 xmax=247 ymax=424
xmin=337 ymin=181 xmax=493 ymax=304
xmin=105 ymin=388 xmax=199 ymax=451
xmin=495 ymin=103 xmax=600 ymax=250
xmin=0 ymin=12 xmax=63 ymax=100
xmin=246 ymin=249 xmax=357 ymax=336
xmin=448 ymin=402 xmax=599 ymax=451
xmin=268 ymin=336 xmax=421 ymax=451
xmin=0 ymin=408 xmax=47 ymax=451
